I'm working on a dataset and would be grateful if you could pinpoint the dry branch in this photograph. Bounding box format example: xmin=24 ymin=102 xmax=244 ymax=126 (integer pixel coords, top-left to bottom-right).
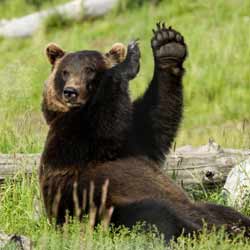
xmin=0 ymin=141 xmax=249 ymax=187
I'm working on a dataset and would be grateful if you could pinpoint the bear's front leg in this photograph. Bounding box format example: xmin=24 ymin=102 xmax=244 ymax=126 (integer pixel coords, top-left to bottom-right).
xmin=87 ymin=42 xmax=141 ymax=159
xmin=131 ymin=23 xmax=187 ymax=164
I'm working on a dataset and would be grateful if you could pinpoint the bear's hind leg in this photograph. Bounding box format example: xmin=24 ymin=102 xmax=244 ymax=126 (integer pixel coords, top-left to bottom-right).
xmin=111 ymin=199 xmax=200 ymax=243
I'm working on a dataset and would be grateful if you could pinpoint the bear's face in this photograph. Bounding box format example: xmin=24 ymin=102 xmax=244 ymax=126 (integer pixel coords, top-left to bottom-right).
xmin=44 ymin=43 xmax=126 ymax=112
xmin=51 ymin=50 xmax=106 ymax=109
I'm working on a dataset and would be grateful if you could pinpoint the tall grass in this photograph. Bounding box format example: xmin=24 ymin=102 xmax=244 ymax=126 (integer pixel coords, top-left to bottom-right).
xmin=0 ymin=171 xmax=250 ymax=249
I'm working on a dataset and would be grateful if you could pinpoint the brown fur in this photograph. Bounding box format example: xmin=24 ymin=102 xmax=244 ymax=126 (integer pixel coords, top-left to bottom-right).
xmin=40 ymin=157 xmax=192 ymax=217
xmin=40 ymin=34 xmax=250 ymax=243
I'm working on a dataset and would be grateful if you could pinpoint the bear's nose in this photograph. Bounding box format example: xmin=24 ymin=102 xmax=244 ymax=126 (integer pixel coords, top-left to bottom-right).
xmin=63 ymin=87 xmax=79 ymax=102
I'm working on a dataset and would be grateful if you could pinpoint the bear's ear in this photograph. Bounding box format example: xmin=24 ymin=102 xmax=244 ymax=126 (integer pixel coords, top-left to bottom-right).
xmin=45 ymin=43 xmax=65 ymax=65
xmin=105 ymin=43 xmax=127 ymax=67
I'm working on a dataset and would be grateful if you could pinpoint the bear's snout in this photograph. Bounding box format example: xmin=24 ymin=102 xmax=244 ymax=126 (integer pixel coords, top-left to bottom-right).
xmin=63 ymin=87 xmax=79 ymax=103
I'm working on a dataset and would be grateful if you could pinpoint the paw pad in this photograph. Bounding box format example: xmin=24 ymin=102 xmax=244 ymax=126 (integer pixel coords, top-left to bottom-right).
xmin=151 ymin=22 xmax=187 ymax=65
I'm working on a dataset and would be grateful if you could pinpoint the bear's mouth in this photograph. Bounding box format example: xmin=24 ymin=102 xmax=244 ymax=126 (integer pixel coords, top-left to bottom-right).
xmin=65 ymin=100 xmax=87 ymax=108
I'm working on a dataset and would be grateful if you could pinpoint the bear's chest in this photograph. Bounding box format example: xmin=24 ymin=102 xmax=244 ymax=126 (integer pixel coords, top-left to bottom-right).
xmin=42 ymin=117 xmax=92 ymax=166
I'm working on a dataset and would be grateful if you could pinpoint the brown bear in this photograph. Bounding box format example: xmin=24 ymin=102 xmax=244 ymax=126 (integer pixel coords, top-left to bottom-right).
xmin=40 ymin=23 xmax=250 ymax=243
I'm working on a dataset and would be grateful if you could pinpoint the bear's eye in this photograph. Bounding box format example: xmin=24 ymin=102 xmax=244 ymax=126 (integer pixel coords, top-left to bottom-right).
xmin=85 ymin=67 xmax=95 ymax=74
xmin=62 ymin=70 xmax=69 ymax=80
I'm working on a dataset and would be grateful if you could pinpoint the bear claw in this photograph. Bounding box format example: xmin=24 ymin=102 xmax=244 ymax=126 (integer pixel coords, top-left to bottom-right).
xmin=127 ymin=40 xmax=140 ymax=55
xmin=125 ymin=40 xmax=140 ymax=79
xmin=126 ymin=40 xmax=141 ymax=64
xmin=112 ymin=40 xmax=140 ymax=80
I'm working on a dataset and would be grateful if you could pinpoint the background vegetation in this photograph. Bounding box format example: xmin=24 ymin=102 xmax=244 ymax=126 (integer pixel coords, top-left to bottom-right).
xmin=0 ymin=0 xmax=250 ymax=153
xmin=0 ymin=0 xmax=250 ymax=249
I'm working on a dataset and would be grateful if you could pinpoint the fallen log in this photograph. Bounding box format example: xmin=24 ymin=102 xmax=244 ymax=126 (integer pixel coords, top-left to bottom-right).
xmin=0 ymin=141 xmax=250 ymax=187
xmin=164 ymin=141 xmax=250 ymax=187
xmin=0 ymin=0 xmax=119 ymax=38
xmin=0 ymin=153 xmax=40 ymax=183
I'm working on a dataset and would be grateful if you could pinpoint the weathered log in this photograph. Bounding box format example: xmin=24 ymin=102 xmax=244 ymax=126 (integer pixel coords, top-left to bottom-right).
xmin=0 ymin=141 xmax=250 ymax=187
xmin=164 ymin=141 xmax=250 ymax=187
xmin=0 ymin=0 xmax=119 ymax=38
xmin=0 ymin=153 xmax=40 ymax=183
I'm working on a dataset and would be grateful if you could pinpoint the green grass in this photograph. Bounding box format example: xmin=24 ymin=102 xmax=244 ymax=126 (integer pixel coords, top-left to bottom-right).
xmin=0 ymin=0 xmax=68 ymax=19
xmin=0 ymin=0 xmax=250 ymax=249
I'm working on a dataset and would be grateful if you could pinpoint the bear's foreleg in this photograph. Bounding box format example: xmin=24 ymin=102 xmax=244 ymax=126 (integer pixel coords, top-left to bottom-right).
xmin=87 ymin=41 xmax=141 ymax=159
xmin=132 ymin=23 xmax=187 ymax=163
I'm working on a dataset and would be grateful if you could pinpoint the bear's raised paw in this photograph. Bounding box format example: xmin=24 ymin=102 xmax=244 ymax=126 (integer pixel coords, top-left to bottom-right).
xmin=151 ymin=22 xmax=187 ymax=68
xmin=114 ymin=40 xmax=140 ymax=80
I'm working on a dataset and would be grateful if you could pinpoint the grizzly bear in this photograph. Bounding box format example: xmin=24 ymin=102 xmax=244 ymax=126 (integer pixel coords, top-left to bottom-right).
xmin=40 ymin=23 xmax=250 ymax=243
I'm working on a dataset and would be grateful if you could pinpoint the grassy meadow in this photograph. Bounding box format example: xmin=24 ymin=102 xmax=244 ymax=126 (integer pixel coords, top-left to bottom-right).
xmin=0 ymin=0 xmax=250 ymax=249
